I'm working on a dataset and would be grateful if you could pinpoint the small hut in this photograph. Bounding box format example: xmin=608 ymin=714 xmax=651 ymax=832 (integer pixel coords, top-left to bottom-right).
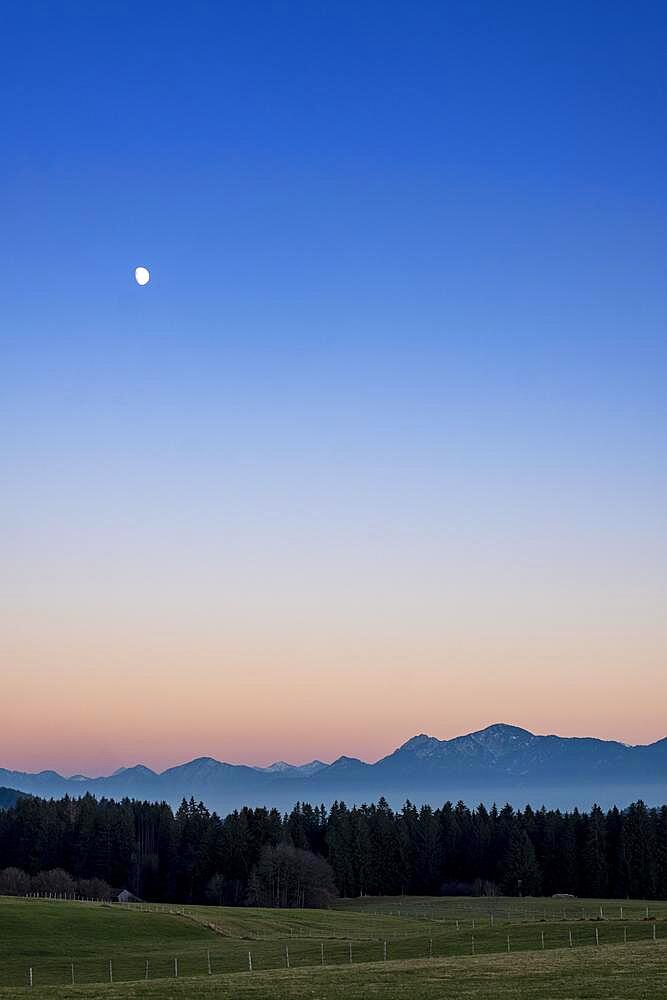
xmin=116 ymin=888 xmax=141 ymax=903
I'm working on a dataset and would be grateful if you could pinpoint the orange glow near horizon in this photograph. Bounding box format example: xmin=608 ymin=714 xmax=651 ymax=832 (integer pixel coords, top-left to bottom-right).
xmin=4 ymin=0 xmax=667 ymax=792
xmin=3 ymin=599 xmax=665 ymax=774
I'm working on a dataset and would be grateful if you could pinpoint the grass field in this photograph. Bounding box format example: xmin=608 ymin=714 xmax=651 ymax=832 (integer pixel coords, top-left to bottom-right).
xmin=183 ymin=902 xmax=435 ymax=938
xmin=0 ymin=943 xmax=665 ymax=999
xmin=0 ymin=895 xmax=665 ymax=997
xmin=335 ymin=892 xmax=667 ymax=923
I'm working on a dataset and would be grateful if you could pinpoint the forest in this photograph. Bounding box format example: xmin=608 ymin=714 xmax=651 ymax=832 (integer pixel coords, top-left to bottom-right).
xmin=1 ymin=793 xmax=666 ymax=905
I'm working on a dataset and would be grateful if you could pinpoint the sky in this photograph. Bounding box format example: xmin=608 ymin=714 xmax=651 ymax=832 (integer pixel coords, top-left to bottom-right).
xmin=2 ymin=2 xmax=666 ymax=775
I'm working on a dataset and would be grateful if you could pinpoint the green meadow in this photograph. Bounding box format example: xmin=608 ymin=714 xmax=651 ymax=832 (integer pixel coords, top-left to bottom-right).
xmin=335 ymin=892 xmax=667 ymax=922
xmin=0 ymin=895 xmax=665 ymax=997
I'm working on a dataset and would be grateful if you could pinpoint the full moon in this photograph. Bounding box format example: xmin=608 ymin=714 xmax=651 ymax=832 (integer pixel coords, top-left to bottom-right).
xmin=134 ymin=266 xmax=150 ymax=286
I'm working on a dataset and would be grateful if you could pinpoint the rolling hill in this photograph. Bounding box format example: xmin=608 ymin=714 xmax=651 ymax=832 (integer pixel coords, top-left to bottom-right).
xmin=0 ymin=894 xmax=666 ymax=997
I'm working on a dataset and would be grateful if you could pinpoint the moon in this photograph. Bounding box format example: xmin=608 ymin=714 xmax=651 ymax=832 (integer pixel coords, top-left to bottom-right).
xmin=134 ymin=266 xmax=150 ymax=286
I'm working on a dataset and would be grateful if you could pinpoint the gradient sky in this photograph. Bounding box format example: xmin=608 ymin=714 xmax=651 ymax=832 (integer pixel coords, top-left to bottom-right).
xmin=2 ymin=2 xmax=667 ymax=775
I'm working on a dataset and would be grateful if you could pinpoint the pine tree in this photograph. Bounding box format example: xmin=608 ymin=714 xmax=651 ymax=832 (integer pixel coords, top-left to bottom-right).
xmin=581 ymin=805 xmax=608 ymax=897
xmin=500 ymin=827 xmax=542 ymax=896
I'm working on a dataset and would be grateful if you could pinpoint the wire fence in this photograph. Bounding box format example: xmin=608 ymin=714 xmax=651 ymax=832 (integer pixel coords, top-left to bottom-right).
xmin=17 ymin=894 xmax=665 ymax=932
xmin=349 ymin=900 xmax=665 ymax=924
xmin=4 ymin=920 xmax=662 ymax=990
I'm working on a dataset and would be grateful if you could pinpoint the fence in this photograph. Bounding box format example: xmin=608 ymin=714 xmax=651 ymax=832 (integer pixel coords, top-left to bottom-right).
xmin=4 ymin=920 xmax=662 ymax=990
xmin=361 ymin=901 xmax=663 ymax=924
xmin=17 ymin=895 xmax=665 ymax=937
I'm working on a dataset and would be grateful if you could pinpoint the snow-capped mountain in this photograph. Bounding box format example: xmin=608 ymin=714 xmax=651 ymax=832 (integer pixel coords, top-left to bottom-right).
xmin=253 ymin=760 xmax=327 ymax=776
xmin=1 ymin=724 xmax=665 ymax=814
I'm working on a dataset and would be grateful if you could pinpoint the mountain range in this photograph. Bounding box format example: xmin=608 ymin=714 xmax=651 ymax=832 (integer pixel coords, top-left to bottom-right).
xmin=2 ymin=724 xmax=666 ymax=814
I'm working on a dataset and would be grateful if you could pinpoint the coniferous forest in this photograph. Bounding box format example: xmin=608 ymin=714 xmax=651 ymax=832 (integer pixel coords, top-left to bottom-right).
xmin=1 ymin=793 xmax=666 ymax=906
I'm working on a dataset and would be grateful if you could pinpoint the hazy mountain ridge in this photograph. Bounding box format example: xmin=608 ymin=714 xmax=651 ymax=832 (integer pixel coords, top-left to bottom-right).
xmin=2 ymin=724 xmax=665 ymax=814
xmin=0 ymin=787 xmax=28 ymax=809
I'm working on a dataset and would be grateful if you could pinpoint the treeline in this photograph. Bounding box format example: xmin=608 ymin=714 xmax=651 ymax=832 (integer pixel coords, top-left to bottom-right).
xmin=1 ymin=793 xmax=666 ymax=904
xmin=0 ymin=866 xmax=113 ymax=900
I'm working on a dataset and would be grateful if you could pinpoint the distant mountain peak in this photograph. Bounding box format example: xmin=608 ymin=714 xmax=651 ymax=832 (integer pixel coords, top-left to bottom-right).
xmin=110 ymin=764 xmax=156 ymax=778
xmin=254 ymin=760 xmax=328 ymax=776
xmin=295 ymin=760 xmax=328 ymax=776
xmin=267 ymin=761 xmax=293 ymax=772
xmin=476 ymin=723 xmax=534 ymax=737
xmin=396 ymin=725 xmax=535 ymax=760
xmin=177 ymin=757 xmax=224 ymax=772
xmin=331 ymin=755 xmax=365 ymax=769
xmin=447 ymin=723 xmax=536 ymax=761
xmin=469 ymin=723 xmax=535 ymax=745
xmin=396 ymin=733 xmax=443 ymax=757
xmin=402 ymin=733 xmax=438 ymax=747
xmin=2 ymin=723 xmax=666 ymax=815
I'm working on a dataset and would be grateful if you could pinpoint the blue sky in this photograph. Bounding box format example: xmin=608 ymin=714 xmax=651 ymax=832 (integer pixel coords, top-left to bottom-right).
xmin=2 ymin=2 xmax=666 ymax=771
